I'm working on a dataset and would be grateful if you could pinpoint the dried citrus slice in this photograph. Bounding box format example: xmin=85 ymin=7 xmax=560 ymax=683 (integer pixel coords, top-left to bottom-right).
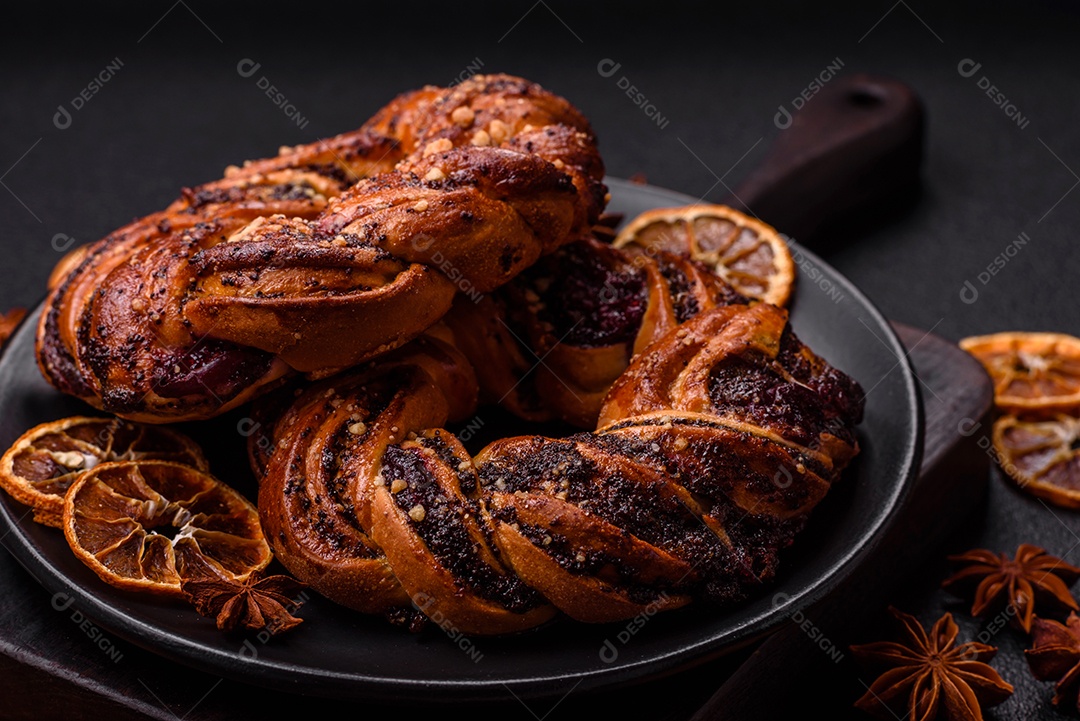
xmin=961 ymin=332 xmax=1080 ymax=413
xmin=993 ymin=414 xmax=1080 ymax=509
xmin=0 ymin=416 xmax=207 ymax=527
xmin=0 ymin=307 xmax=25 ymax=347
xmin=613 ymin=204 xmax=795 ymax=306
xmin=63 ymin=460 xmax=271 ymax=597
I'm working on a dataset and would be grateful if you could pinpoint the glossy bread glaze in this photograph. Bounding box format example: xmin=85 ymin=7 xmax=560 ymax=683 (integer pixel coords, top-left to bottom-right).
xmin=37 ymin=75 xmax=605 ymax=422
xmin=256 ymin=239 xmax=864 ymax=635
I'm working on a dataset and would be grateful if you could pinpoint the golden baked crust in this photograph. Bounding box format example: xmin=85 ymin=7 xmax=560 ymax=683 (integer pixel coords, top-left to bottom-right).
xmin=36 ymin=75 xmax=605 ymax=422
xmin=255 ymin=240 xmax=864 ymax=634
xmin=454 ymin=238 xmax=751 ymax=428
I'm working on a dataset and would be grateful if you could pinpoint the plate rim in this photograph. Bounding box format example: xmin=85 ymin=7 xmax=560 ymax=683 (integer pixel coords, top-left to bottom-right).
xmin=0 ymin=177 xmax=923 ymax=701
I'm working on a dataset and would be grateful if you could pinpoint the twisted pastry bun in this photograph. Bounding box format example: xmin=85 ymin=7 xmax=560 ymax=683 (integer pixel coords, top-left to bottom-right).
xmin=445 ymin=238 xmax=749 ymax=427
xmin=255 ymin=240 xmax=864 ymax=634
xmin=37 ymin=75 xmax=605 ymax=422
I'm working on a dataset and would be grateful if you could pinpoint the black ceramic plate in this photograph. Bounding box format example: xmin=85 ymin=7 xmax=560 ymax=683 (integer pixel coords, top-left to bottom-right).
xmin=0 ymin=178 xmax=921 ymax=702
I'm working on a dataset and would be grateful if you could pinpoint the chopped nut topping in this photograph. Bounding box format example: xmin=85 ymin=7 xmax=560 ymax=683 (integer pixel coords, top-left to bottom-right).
xmin=450 ymin=106 xmax=474 ymax=126
xmin=412 ymin=199 xmax=429 ymax=212
xmin=575 ymin=553 xmax=586 ymax=563
xmin=489 ymin=119 xmax=511 ymax=144
xmin=226 ymin=216 xmax=267 ymax=243
xmin=408 ymin=505 xmax=426 ymax=522
xmin=424 ymin=167 xmax=446 ymax=182
xmin=390 ymin=478 xmax=408 ymax=494
xmin=552 ymin=159 xmax=565 ymax=170
xmin=673 ymin=437 xmax=688 ymax=451
xmin=347 ymin=421 xmax=367 ymax=435
xmin=422 ymin=138 xmax=453 ymax=157
xmin=470 ymin=130 xmax=491 ymax=147
xmin=131 ymin=298 xmax=147 ymax=313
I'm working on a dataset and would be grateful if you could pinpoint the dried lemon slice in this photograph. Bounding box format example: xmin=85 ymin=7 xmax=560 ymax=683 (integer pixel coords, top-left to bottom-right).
xmin=0 ymin=416 xmax=207 ymax=527
xmin=613 ymin=204 xmax=795 ymax=306
xmin=62 ymin=460 xmax=270 ymax=597
xmin=993 ymin=414 xmax=1080 ymax=509
xmin=961 ymin=332 xmax=1080 ymax=413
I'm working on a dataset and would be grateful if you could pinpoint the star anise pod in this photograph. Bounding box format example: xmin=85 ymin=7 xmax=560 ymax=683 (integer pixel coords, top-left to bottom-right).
xmin=181 ymin=573 xmax=307 ymax=635
xmin=851 ymin=607 xmax=1013 ymax=721
xmin=942 ymin=544 xmax=1080 ymax=632
xmin=1026 ymin=612 xmax=1080 ymax=710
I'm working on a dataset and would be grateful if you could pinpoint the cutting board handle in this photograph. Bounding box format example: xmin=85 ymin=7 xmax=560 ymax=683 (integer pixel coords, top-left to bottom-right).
xmin=726 ymin=73 xmax=924 ymax=244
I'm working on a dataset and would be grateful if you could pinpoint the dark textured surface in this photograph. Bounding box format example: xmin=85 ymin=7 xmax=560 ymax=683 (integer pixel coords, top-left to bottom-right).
xmin=2 ymin=0 xmax=1078 ymax=718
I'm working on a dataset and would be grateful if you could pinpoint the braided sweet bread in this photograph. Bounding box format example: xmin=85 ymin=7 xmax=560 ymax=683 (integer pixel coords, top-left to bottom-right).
xmin=255 ymin=239 xmax=864 ymax=634
xmin=36 ymin=75 xmax=605 ymax=422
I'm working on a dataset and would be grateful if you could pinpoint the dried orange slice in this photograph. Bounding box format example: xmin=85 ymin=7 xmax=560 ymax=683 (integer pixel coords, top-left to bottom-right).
xmin=613 ymin=204 xmax=796 ymax=306
xmin=960 ymin=332 xmax=1080 ymax=413
xmin=63 ymin=460 xmax=270 ymax=597
xmin=993 ymin=414 xmax=1080 ymax=509
xmin=0 ymin=307 xmax=25 ymax=347
xmin=0 ymin=416 xmax=207 ymax=527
